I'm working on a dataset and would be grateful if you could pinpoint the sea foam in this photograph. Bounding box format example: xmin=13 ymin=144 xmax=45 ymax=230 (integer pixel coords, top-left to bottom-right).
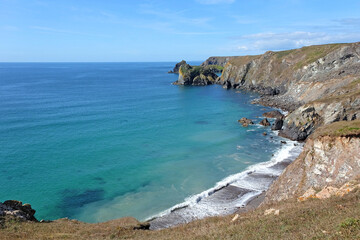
xmin=147 ymin=139 xmax=303 ymax=225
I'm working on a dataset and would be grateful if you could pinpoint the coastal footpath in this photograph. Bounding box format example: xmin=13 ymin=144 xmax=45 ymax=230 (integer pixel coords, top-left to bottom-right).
xmin=1 ymin=42 xmax=360 ymax=239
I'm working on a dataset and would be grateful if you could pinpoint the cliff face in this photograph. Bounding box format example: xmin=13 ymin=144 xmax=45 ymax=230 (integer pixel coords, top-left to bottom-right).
xmin=201 ymin=56 xmax=235 ymax=67
xmin=263 ymin=120 xmax=360 ymax=204
xmin=220 ymin=42 xmax=360 ymax=140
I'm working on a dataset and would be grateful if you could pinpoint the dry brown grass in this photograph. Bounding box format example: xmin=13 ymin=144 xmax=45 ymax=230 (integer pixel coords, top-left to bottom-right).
xmin=1 ymin=189 xmax=360 ymax=239
xmin=310 ymin=120 xmax=360 ymax=139
xmin=228 ymin=55 xmax=261 ymax=66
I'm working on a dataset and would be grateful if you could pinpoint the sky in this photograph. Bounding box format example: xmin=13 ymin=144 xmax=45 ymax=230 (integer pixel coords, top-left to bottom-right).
xmin=1 ymin=0 xmax=360 ymax=62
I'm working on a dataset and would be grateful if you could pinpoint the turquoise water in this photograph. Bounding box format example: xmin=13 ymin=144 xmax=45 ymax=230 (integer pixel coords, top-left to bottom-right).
xmin=0 ymin=62 xmax=281 ymax=222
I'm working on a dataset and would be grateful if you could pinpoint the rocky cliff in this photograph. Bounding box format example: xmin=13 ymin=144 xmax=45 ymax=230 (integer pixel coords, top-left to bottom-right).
xmin=201 ymin=56 xmax=236 ymax=67
xmin=174 ymin=65 xmax=219 ymax=86
xmin=220 ymin=42 xmax=360 ymax=140
xmin=168 ymin=60 xmax=189 ymax=73
xmin=263 ymin=120 xmax=360 ymax=204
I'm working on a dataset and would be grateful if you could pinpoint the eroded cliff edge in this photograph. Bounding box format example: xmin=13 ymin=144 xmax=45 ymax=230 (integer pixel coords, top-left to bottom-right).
xmin=263 ymin=120 xmax=360 ymax=204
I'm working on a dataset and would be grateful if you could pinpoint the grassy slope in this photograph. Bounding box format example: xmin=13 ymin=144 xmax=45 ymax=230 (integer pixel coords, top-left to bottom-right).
xmin=311 ymin=120 xmax=360 ymax=138
xmin=1 ymin=189 xmax=360 ymax=239
xmin=228 ymin=43 xmax=345 ymax=69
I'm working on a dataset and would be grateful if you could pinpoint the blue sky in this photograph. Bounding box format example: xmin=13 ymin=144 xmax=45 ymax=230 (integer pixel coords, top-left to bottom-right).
xmin=1 ymin=0 xmax=360 ymax=62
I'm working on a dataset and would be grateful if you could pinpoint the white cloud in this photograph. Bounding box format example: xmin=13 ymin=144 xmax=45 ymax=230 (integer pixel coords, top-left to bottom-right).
xmin=231 ymin=31 xmax=360 ymax=53
xmin=196 ymin=0 xmax=235 ymax=5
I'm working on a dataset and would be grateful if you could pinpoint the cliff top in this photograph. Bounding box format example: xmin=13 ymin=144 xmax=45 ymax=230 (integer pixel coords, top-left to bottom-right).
xmin=228 ymin=42 xmax=357 ymax=70
xmin=311 ymin=120 xmax=360 ymax=138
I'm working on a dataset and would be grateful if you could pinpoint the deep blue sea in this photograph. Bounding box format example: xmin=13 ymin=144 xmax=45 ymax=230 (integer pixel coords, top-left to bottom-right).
xmin=0 ymin=62 xmax=289 ymax=222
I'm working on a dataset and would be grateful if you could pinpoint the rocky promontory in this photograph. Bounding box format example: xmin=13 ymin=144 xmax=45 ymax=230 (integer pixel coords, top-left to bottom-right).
xmin=219 ymin=42 xmax=360 ymax=140
xmin=168 ymin=60 xmax=188 ymax=74
xmin=173 ymin=64 xmax=219 ymax=86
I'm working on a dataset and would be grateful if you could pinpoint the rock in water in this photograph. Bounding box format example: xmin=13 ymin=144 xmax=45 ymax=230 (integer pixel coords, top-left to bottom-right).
xmin=238 ymin=117 xmax=254 ymax=127
xmin=168 ymin=60 xmax=189 ymax=74
xmin=174 ymin=65 xmax=218 ymax=86
xmin=259 ymin=118 xmax=270 ymax=126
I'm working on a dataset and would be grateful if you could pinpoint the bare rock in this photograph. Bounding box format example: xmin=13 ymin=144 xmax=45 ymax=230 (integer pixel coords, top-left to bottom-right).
xmin=0 ymin=200 xmax=38 ymax=222
xmin=238 ymin=117 xmax=254 ymax=127
xmin=263 ymin=111 xmax=284 ymax=119
xmin=169 ymin=60 xmax=188 ymax=74
xmin=264 ymin=121 xmax=360 ymax=204
xmin=259 ymin=118 xmax=271 ymax=126
xmin=271 ymin=119 xmax=283 ymax=130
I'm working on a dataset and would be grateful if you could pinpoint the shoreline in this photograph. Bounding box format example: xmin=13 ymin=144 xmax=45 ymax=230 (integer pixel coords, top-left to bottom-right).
xmin=148 ymin=134 xmax=303 ymax=230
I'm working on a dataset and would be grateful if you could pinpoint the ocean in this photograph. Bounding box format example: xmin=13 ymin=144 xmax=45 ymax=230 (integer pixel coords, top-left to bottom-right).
xmin=0 ymin=62 xmax=301 ymax=223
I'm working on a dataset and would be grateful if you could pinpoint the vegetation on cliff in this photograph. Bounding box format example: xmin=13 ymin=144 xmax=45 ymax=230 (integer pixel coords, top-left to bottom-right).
xmin=1 ymin=188 xmax=360 ymax=239
xmin=175 ymin=64 xmax=219 ymax=86
xmin=311 ymin=119 xmax=360 ymax=138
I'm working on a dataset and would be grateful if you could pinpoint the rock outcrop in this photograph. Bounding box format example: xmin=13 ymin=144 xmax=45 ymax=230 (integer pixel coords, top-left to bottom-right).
xmin=168 ymin=60 xmax=189 ymax=73
xmin=259 ymin=118 xmax=270 ymax=126
xmin=298 ymin=181 xmax=360 ymax=202
xmin=219 ymin=42 xmax=360 ymax=140
xmin=263 ymin=120 xmax=360 ymax=204
xmin=0 ymin=200 xmax=38 ymax=222
xmin=262 ymin=110 xmax=284 ymax=119
xmin=174 ymin=65 xmax=218 ymax=86
xmin=271 ymin=119 xmax=284 ymax=130
xmin=238 ymin=117 xmax=254 ymax=127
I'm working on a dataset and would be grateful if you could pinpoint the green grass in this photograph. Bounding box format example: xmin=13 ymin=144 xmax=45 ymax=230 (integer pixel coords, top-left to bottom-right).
xmin=275 ymin=49 xmax=296 ymax=59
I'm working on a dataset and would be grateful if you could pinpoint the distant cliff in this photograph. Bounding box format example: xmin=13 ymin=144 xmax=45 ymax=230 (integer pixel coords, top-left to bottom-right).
xmin=219 ymin=42 xmax=360 ymax=140
xmin=201 ymin=56 xmax=235 ymax=67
